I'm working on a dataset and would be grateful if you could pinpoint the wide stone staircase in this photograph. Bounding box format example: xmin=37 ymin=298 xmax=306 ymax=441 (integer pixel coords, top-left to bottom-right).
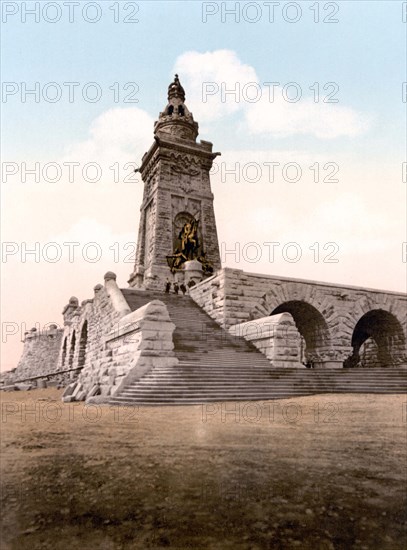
xmin=108 ymin=290 xmax=407 ymax=405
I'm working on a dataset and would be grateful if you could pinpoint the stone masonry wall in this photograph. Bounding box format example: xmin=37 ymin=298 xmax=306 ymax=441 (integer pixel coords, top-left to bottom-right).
xmin=76 ymin=300 xmax=177 ymax=399
xmin=187 ymin=270 xmax=226 ymax=326
xmin=14 ymin=325 xmax=64 ymax=380
xmin=13 ymin=269 xmax=179 ymax=399
xmin=57 ymin=274 xmax=128 ymax=377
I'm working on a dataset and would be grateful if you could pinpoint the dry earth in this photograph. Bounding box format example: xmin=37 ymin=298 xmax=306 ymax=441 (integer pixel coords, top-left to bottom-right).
xmin=0 ymin=389 xmax=406 ymax=549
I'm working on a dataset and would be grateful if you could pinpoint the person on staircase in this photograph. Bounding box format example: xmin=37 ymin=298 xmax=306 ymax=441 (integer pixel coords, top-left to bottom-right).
xmin=173 ymin=282 xmax=180 ymax=295
xmin=187 ymin=280 xmax=196 ymax=290
xmin=165 ymin=279 xmax=172 ymax=293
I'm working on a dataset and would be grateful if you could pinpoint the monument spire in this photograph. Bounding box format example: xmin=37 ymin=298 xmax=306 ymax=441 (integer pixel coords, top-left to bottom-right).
xmin=128 ymin=76 xmax=221 ymax=290
xmin=154 ymin=74 xmax=199 ymax=142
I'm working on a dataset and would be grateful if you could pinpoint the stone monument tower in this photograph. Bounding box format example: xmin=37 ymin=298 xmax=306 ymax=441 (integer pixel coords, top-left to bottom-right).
xmin=128 ymin=75 xmax=222 ymax=289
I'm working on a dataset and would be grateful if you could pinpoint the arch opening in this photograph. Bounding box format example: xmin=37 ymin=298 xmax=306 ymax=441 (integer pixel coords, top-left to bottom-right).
xmin=348 ymin=309 xmax=406 ymax=367
xmin=78 ymin=321 xmax=88 ymax=369
xmin=270 ymin=300 xmax=331 ymax=364
xmin=68 ymin=331 xmax=76 ymax=369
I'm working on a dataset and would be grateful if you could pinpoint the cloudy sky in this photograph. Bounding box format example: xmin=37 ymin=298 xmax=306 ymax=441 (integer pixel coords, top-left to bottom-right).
xmin=1 ymin=1 xmax=406 ymax=370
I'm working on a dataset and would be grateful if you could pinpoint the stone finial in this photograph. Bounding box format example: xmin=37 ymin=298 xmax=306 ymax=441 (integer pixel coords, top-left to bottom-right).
xmin=104 ymin=271 xmax=117 ymax=282
xmin=49 ymin=324 xmax=58 ymax=330
xmin=168 ymin=74 xmax=185 ymax=102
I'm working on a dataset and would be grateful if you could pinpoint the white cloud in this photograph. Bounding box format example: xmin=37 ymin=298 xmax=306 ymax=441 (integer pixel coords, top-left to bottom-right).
xmin=246 ymin=96 xmax=371 ymax=138
xmin=52 ymin=218 xmax=135 ymax=250
xmin=174 ymin=49 xmax=371 ymax=139
xmin=174 ymin=49 xmax=258 ymax=121
xmin=61 ymin=107 xmax=154 ymax=177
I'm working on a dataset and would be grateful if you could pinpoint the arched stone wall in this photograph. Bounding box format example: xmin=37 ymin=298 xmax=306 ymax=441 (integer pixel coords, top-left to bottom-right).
xmin=249 ymin=282 xmax=340 ymax=365
xmin=341 ymin=294 xmax=407 ymax=347
xmin=190 ymin=268 xmax=407 ymax=368
xmin=270 ymin=301 xmax=331 ymax=362
xmin=246 ymin=281 xmax=407 ymax=367
xmin=344 ymin=302 xmax=407 ymax=367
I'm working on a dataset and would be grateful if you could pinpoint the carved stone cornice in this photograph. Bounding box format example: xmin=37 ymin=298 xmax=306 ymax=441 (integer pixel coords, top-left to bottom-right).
xmin=138 ymin=136 xmax=220 ymax=179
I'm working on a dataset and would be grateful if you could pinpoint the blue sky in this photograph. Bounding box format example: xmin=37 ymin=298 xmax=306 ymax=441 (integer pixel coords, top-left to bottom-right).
xmin=1 ymin=0 xmax=406 ymax=370
xmin=2 ymin=1 xmax=405 ymax=157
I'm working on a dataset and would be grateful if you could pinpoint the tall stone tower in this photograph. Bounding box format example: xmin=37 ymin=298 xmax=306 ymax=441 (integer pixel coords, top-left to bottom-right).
xmin=128 ymin=75 xmax=222 ymax=289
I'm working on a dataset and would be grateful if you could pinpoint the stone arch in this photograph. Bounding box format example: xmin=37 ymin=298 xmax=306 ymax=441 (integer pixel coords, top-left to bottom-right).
xmin=61 ymin=337 xmax=68 ymax=368
xmin=270 ymin=301 xmax=330 ymax=360
xmin=68 ymin=331 xmax=76 ymax=369
xmin=77 ymin=321 xmax=88 ymax=369
xmin=250 ymin=282 xmax=338 ymax=364
xmin=343 ymin=294 xmax=406 ymax=341
xmin=348 ymin=309 xmax=406 ymax=367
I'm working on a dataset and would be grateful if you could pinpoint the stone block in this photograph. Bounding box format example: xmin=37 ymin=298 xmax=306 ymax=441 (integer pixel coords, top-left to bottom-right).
xmin=15 ymin=384 xmax=32 ymax=391
xmin=62 ymin=395 xmax=75 ymax=403
xmin=72 ymin=383 xmax=83 ymax=398
xmin=87 ymin=384 xmax=100 ymax=397
xmin=75 ymin=391 xmax=87 ymax=401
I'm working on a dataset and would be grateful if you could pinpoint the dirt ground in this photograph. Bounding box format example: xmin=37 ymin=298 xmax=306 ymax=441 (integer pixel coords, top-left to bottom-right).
xmin=0 ymin=389 xmax=406 ymax=550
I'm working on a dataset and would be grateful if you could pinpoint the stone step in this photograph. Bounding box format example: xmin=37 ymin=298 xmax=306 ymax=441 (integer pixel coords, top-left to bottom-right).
xmin=114 ymin=384 xmax=407 ymax=393
xmin=132 ymin=377 xmax=407 ymax=389
xmin=135 ymin=371 xmax=407 ymax=379
xmin=139 ymin=369 xmax=407 ymax=377
xmin=113 ymin=289 xmax=407 ymax=405
xmin=117 ymin=380 xmax=407 ymax=391
xmin=133 ymin=370 xmax=407 ymax=378
xmin=110 ymin=390 xmax=406 ymax=406
xmin=121 ymin=386 xmax=406 ymax=395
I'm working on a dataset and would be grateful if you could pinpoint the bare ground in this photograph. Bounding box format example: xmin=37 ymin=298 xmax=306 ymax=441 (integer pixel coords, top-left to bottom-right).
xmin=0 ymin=389 xmax=406 ymax=550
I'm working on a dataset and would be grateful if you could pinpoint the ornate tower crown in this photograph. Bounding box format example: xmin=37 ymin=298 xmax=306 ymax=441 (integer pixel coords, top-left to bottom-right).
xmin=154 ymin=75 xmax=199 ymax=142
xmin=168 ymin=74 xmax=185 ymax=101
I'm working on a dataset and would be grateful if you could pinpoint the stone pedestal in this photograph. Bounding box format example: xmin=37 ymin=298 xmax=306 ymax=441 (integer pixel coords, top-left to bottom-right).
xmin=174 ymin=270 xmax=185 ymax=285
xmin=184 ymin=260 xmax=203 ymax=287
xmin=311 ymin=346 xmax=354 ymax=369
